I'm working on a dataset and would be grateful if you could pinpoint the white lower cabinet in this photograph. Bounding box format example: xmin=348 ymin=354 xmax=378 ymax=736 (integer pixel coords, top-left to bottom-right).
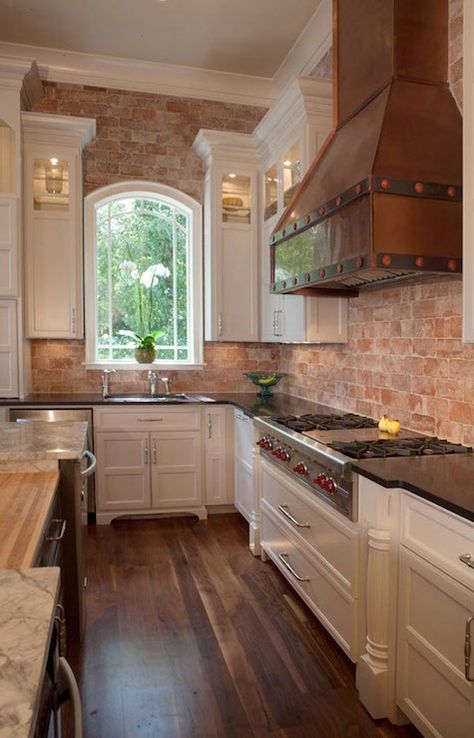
xmin=396 ymin=493 xmax=474 ymax=738
xmin=150 ymin=431 xmax=202 ymax=509
xmin=94 ymin=407 xmax=205 ymax=524
xmin=0 ymin=299 xmax=19 ymax=397
xmin=96 ymin=431 xmax=150 ymax=511
xmin=204 ymin=406 xmax=233 ymax=506
xmin=234 ymin=408 xmax=254 ymax=522
xmin=260 ymin=458 xmax=360 ymax=660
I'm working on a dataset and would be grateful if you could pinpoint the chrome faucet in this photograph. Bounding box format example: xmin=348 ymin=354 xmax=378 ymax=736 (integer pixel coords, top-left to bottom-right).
xmin=148 ymin=370 xmax=157 ymax=396
xmin=102 ymin=369 xmax=116 ymax=398
xmin=161 ymin=376 xmax=171 ymax=395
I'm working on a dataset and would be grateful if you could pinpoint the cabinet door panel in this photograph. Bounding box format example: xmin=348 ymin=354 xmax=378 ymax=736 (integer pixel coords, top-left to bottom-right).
xmin=0 ymin=299 xmax=19 ymax=397
xmin=205 ymin=407 xmax=232 ymax=505
xmin=397 ymin=548 xmax=474 ymax=737
xmin=96 ymin=432 xmax=150 ymax=511
xmin=0 ymin=197 xmax=17 ymax=296
xmin=220 ymin=225 xmax=258 ymax=341
xmin=151 ymin=432 xmax=202 ymax=508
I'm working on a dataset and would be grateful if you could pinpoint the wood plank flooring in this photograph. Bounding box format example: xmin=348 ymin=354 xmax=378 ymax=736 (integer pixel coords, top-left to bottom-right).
xmin=73 ymin=514 xmax=420 ymax=738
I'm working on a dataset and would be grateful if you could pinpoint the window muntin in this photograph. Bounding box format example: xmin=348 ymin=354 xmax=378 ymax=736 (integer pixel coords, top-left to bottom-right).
xmin=85 ymin=182 xmax=203 ymax=368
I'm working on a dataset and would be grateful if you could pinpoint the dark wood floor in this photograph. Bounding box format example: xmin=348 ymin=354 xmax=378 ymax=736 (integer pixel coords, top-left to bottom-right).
xmin=74 ymin=514 xmax=420 ymax=738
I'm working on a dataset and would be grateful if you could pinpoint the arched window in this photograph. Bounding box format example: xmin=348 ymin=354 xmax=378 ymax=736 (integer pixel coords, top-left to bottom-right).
xmin=84 ymin=181 xmax=203 ymax=368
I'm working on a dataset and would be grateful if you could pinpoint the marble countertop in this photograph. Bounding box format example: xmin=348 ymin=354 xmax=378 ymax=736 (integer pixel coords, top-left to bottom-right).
xmin=0 ymin=567 xmax=60 ymax=738
xmin=0 ymin=421 xmax=88 ymax=462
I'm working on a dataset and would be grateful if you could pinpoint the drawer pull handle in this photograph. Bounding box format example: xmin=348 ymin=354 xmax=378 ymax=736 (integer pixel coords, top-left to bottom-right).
xmin=465 ymin=616 xmax=474 ymax=682
xmin=278 ymin=552 xmax=310 ymax=582
xmin=46 ymin=519 xmax=66 ymax=542
xmin=460 ymin=553 xmax=474 ymax=570
xmin=277 ymin=504 xmax=310 ymax=529
xmin=137 ymin=418 xmax=163 ymax=422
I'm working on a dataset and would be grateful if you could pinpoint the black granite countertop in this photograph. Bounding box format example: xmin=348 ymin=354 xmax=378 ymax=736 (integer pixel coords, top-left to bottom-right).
xmin=1 ymin=391 xmax=473 ymax=521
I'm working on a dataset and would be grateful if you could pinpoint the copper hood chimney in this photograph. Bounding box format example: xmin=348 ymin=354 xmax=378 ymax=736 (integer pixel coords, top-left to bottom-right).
xmin=271 ymin=0 xmax=462 ymax=297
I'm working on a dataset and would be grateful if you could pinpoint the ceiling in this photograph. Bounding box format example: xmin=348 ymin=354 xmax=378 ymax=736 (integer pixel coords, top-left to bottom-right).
xmin=0 ymin=0 xmax=322 ymax=78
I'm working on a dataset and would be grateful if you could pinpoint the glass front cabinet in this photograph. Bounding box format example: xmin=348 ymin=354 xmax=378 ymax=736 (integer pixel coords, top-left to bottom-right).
xmin=22 ymin=113 xmax=96 ymax=339
xmin=257 ymin=78 xmax=348 ymax=344
xmin=193 ymin=129 xmax=259 ymax=342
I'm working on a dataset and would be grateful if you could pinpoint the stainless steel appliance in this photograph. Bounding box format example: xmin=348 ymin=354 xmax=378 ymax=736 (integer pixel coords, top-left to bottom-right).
xmin=255 ymin=412 xmax=472 ymax=521
xmin=9 ymin=408 xmax=96 ymax=517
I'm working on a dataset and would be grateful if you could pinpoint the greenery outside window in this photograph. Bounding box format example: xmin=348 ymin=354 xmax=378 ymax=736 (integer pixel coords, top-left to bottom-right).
xmin=84 ymin=181 xmax=203 ymax=368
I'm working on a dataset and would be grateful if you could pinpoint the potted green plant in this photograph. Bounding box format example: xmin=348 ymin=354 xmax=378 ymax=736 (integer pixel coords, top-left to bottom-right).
xmin=118 ymin=329 xmax=166 ymax=364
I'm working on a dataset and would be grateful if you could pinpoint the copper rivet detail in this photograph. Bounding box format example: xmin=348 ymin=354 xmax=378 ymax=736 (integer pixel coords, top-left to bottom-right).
xmin=337 ymin=263 xmax=343 ymax=273
xmin=318 ymin=206 xmax=325 ymax=216
xmin=415 ymin=256 xmax=424 ymax=268
xmin=447 ymin=259 xmax=458 ymax=271
xmin=381 ymin=178 xmax=390 ymax=190
xmin=319 ymin=269 xmax=326 ymax=278
xmin=292 ymin=277 xmax=298 ymax=286
xmin=414 ymin=182 xmax=424 ymax=194
xmin=447 ymin=186 xmax=456 ymax=198
xmin=355 ymin=183 xmax=362 ymax=194
xmin=356 ymin=257 xmax=363 ymax=268
xmin=381 ymin=254 xmax=392 ymax=266
xmin=305 ymin=273 xmax=311 ymax=282
xmin=336 ymin=196 xmax=342 ymax=206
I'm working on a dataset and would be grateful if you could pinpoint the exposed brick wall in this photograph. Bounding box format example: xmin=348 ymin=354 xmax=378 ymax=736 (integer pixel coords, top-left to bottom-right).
xmin=31 ymin=341 xmax=279 ymax=395
xmin=30 ymin=84 xmax=275 ymax=393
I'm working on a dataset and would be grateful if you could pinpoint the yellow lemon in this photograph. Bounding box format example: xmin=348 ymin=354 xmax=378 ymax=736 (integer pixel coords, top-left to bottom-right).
xmin=387 ymin=419 xmax=401 ymax=435
xmin=378 ymin=415 xmax=390 ymax=432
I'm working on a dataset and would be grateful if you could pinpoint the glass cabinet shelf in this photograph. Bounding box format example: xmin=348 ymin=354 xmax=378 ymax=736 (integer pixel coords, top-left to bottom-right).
xmin=222 ymin=173 xmax=251 ymax=224
xmin=283 ymin=142 xmax=302 ymax=207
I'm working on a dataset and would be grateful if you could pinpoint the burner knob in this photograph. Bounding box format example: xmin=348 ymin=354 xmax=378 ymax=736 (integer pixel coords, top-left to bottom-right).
xmin=257 ymin=438 xmax=265 ymax=448
xmin=324 ymin=478 xmax=337 ymax=494
xmin=272 ymin=447 xmax=281 ymax=457
xmin=314 ymin=473 xmax=327 ymax=488
xmin=293 ymin=462 xmax=308 ymax=476
xmin=282 ymin=450 xmax=291 ymax=462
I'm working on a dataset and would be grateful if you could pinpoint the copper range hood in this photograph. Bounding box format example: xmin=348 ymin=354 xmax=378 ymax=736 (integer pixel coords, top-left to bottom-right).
xmin=271 ymin=0 xmax=462 ymax=297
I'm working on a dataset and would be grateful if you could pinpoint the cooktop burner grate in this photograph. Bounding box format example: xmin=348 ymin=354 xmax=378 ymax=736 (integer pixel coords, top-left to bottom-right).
xmin=273 ymin=413 xmax=378 ymax=433
xmin=329 ymin=437 xmax=473 ymax=459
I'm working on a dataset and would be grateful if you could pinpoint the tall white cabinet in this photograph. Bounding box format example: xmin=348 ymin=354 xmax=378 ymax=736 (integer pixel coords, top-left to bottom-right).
xmin=0 ymin=58 xmax=42 ymax=397
xmin=194 ymin=78 xmax=348 ymax=345
xmin=194 ymin=130 xmax=260 ymax=342
xmin=22 ymin=113 xmax=96 ymax=339
xmin=256 ymin=78 xmax=347 ymax=344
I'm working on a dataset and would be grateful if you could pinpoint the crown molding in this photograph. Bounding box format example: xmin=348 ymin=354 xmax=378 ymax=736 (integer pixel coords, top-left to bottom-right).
xmin=273 ymin=0 xmax=332 ymax=91
xmin=0 ymin=41 xmax=276 ymax=108
xmin=254 ymin=76 xmax=332 ymax=165
xmin=0 ymin=3 xmax=332 ymax=108
xmin=21 ymin=111 xmax=96 ymax=149
xmin=193 ymin=129 xmax=259 ymax=170
xmin=0 ymin=56 xmax=43 ymax=109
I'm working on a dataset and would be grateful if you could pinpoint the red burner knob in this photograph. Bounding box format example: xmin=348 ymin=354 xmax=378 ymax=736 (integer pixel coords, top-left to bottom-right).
xmin=314 ymin=473 xmax=327 ymax=487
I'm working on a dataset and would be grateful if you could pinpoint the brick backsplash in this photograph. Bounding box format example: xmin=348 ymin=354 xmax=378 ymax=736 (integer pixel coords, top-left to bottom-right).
xmin=279 ymin=276 xmax=474 ymax=446
xmin=29 ymin=4 xmax=470 ymax=446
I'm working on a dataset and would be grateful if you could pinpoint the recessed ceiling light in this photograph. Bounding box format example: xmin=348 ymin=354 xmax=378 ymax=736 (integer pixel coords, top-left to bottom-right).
xmin=228 ymin=173 xmax=237 ymax=178
xmin=283 ymin=160 xmax=292 ymax=167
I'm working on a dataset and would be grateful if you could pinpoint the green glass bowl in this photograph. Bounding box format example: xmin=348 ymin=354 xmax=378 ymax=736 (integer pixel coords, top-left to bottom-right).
xmin=243 ymin=371 xmax=285 ymax=398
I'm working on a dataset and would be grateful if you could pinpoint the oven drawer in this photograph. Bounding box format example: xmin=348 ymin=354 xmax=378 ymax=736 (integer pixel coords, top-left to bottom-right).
xmin=261 ymin=506 xmax=359 ymax=661
xmin=400 ymin=492 xmax=474 ymax=588
xmin=261 ymin=459 xmax=359 ymax=594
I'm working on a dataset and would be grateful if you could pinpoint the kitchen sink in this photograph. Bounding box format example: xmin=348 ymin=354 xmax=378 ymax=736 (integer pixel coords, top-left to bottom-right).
xmin=104 ymin=393 xmax=215 ymax=403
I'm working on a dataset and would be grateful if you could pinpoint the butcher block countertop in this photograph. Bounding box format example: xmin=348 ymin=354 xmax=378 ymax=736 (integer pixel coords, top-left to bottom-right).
xmin=0 ymin=472 xmax=60 ymax=569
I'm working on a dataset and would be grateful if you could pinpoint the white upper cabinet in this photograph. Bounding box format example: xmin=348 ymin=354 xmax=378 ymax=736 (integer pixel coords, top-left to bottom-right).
xmin=255 ymin=78 xmax=348 ymax=344
xmin=194 ymin=130 xmax=259 ymax=342
xmin=22 ymin=113 xmax=96 ymax=339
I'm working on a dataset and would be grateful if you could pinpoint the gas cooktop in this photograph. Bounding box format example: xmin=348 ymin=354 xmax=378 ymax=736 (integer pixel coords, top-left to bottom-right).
xmin=329 ymin=437 xmax=472 ymax=459
xmin=273 ymin=413 xmax=378 ymax=433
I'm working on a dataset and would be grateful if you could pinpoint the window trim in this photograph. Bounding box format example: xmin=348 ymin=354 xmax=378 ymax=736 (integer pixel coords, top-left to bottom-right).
xmin=84 ymin=180 xmax=203 ymax=369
